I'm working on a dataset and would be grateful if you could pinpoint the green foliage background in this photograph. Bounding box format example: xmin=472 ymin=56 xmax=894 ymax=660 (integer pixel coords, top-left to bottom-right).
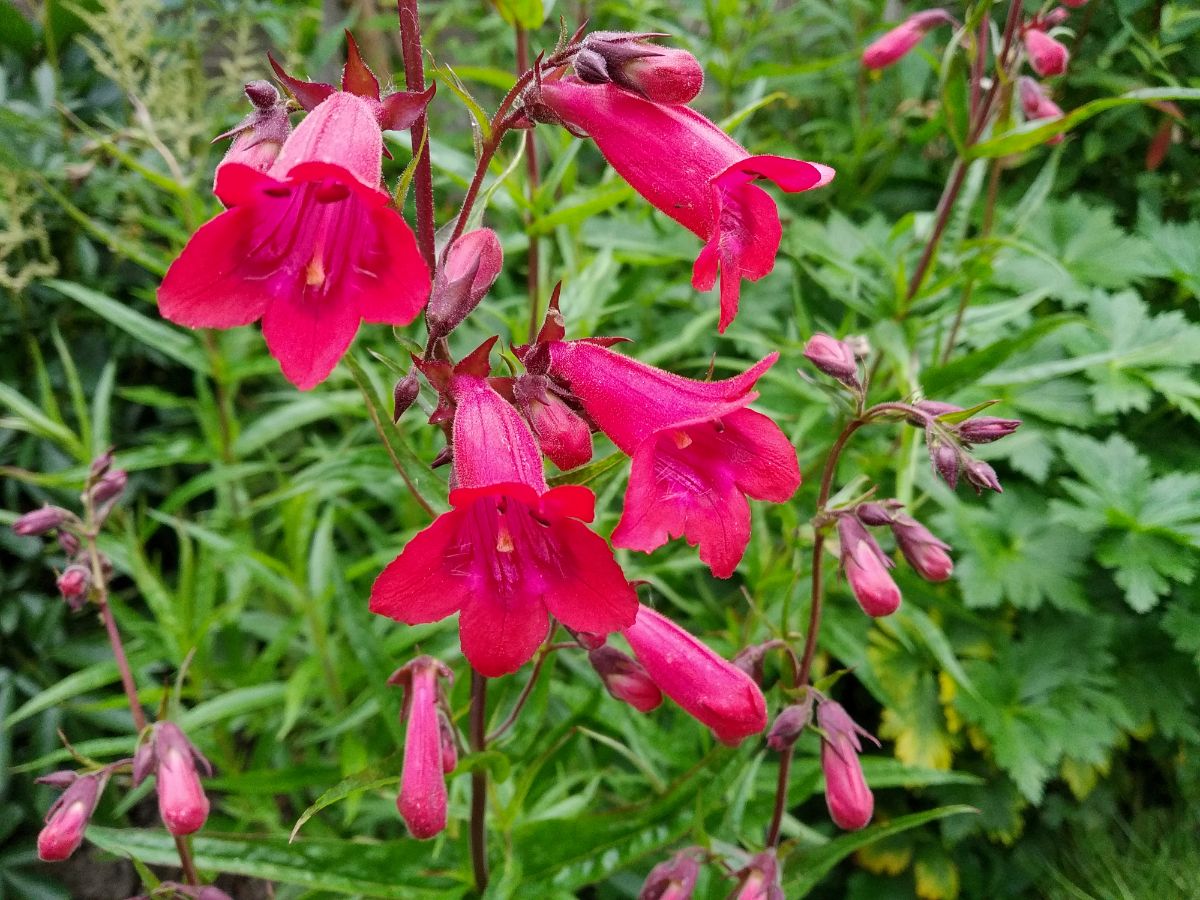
xmin=2 ymin=0 xmax=1199 ymax=897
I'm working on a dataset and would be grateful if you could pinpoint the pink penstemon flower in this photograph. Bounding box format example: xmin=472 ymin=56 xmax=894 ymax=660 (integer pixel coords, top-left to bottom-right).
xmin=817 ymin=699 xmax=880 ymax=831
xmin=1023 ymin=27 xmax=1070 ymax=78
xmin=370 ymin=341 xmax=637 ymax=677
xmin=36 ymin=771 xmax=109 ymax=862
xmin=533 ymin=78 xmax=833 ymax=332
xmin=861 ymin=9 xmax=955 ymax=70
xmin=158 ymin=37 xmax=434 ymax=390
xmin=389 ymin=656 xmax=454 ymax=839
xmin=837 ymin=515 xmax=902 ymax=617
xmin=132 ymin=721 xmax=213 ymax=837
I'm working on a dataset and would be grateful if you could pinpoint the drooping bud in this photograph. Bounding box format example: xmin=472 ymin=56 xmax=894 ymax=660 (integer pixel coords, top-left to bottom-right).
xmin=732 ymin=851 xmax=785 ymax=900
xmin=1024 ymin=28 xmax=1070 ymax=77
xmin=577 ymin=33 xmax=704 ymax=105
xmin=964 ymin=458 xmax=1003 ymax=494
xmin=588 ymin=645 xmax=663 ymax=712
xmin=37 ymin=771 xmax=107 ymax=861
xmin=13 ymin=506 xmax=70 ymax=536
xmin=817 ymin=700 xmax=879 ymax=831
xmin=766 ymin=692 xmax=815 ymax=751
xmin=90 ymin=469 xmax=128 ymax=505
xmin=512 ymin=374 xmax=593 ymax=471
xmin=151 ymin=722 xmax=212 ymax=836
xmin=638 ymin=847 xmax=702 ymax=900
xmin=58 ymin=530 xmax=81 ymax=557
xmin=929 ymin=437 xmax=961 ymax=489
xmin=862 ymin=9 xmax=955 ymax=69
xmin=89 ymin=449 xmax=114 ymax=479
xmin=623 ymin=605 xmax=767 ymax=745
xmin=836 ymin=516 xmax=901 ymax=617
xmin=803 ymin=332 xmax=860 ymax=388
xmin=389 ymin=656 xmax=454 ymax=839
xmin=212 ymin=81 xmax=292 ymax=185
xmin=854 ymin=502 xmax=896 ymax=527
xmin=957 ymin=416 xmax=1022 ymax=445
xmin=426 ymin=228 xmax=503 ymax=340
xmin=57 ymin=565 xmax=90 ymax=606
xmin=392 ymin=373 xmax=421 ymax=422
xmin=890 ymin=516 xmax=953 ymax=582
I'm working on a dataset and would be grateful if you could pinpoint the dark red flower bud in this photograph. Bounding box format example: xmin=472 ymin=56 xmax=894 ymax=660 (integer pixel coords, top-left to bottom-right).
xmin=929 ymin=439 xmax=961 ymax=489
xmin=513 ymin=374 xmax=593 ymax=471
xmin=90 ymin=469 xmax=127 ymax=504
xmin=639 ymin=847 xmax=701 ymax=900
xmin=957 ymin=416 xmax=1022 ymax=444
xmin=766 ymin=694 xmax=815 ymax=751
xmin=13 ymin=506 xmax=69 ymax=536
xmin=854 ymin=502 xmax=895 ymax=526
xmin=964 ymin=458 xmax=1003 ymax=494
xmin=392 ymin=373 xmax=421 ymax=422
xmin=891 ymin=516 xmax=953 ymax=582
xmin=588 ymin=646 xmax=663 ymax=712
xmin=578 ymin=32 xmax=704 ymax=105
xmin=57 ymin=565 xmax=90 ymax=603
xmin=803 ymin=332 xmax=860 ymax=386
xmin=426 ymin=228 xmax=503 ymax=339
xmin=38 ymin=772 xmax=107 ymax=861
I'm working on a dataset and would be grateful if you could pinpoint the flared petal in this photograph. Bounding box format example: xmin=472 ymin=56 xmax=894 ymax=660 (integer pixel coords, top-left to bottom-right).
xmin=540 ymin=516 xmax=638 ymax=635
xmin=716 ymin=154 xmax=836 ymax=194
xmin=354 ymin=205 xmax=430 ymax=324
xmin=459 ymin=582 xmax=551 ymax=678
xmin=719 ymin=408 xmax=802 ymax=502
xmin=369 ymin=508 xmax=472 ymax=624
xmin=260 ymin=278 xmax=363 ymax=390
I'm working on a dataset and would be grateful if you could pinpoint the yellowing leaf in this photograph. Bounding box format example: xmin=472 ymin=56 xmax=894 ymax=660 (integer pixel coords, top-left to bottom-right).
xmin=855 ymin=833 xmax=914 ymax=876
xmin=915 ymin=847 xmax=960 ymax=900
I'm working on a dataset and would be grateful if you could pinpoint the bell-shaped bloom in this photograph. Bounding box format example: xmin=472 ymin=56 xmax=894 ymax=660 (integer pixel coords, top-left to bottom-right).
xmin=575 ymin=33 xmax=704 ymax=105
xmin=389 ymin=656 xmax=453 ymax=839
xmin=732 ymin=851 xmax=785 ymax=900
xmin=371 ymin=355 xmax=637 ymax=677
xmin=623 ymin=605 xmax=767 ymax=744
xmin=535 ymin=79 xmax=832 ymax=332
xmin=132 ymin=722 xmax=212 ymax=836
xmin=837 ymin=516 xmax=901 ymax=617
xmin=512 ymin=374 xmax=593 ymax=471
xmin=891 ymin=516 xmax=953 ymax=582
xmin=37 ymin=772 xmax=108 ymax=861
xmin=818 ymin=700 xmax=879 ymax=831
xmin=588 ymin=645 xmax=663 ymax=712
xmin=540 ymin=339 xmax=800 ymax=578
xmin=158 ymin=89 xmax=431 ymax=390
xmin=638 ymin=848 xmax=702 ymax=900
xmin=862 ymin=9 xmax=954 ymax=69
xmin=426 ymin=228 xmax=504 ymax=340
xmin=1024 ymin=28 xmax=1069 ymax=77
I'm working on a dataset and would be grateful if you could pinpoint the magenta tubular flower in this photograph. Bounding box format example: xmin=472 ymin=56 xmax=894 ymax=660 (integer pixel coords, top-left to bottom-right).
xmin=536 ymin=78 xmax=832 ymax=332
xmin=818 ymin=700 xmax=879 ymax=831
xmin=588 ymin=645 xmax=663 ymax=712
xmin=639 ymin=848 xmax=702 ymax=900
xmin=1024 ymin=28 xmax=1069 ymax=77
xmin=891 ymin=516 xmax=953 ymax=582
xmin=370 ymin=359 xmax=637 ymax=677
xmin=37 ymin=772 xmax=107 ymax=862
xmin=623 ymin=605 xmax=767 ymax=745
xmin=390 ymin=656 xmax=453 ymax=839
xmin=862 ymin=10 xmax=954 ymax=69
xmin=837 ymin=516 xmax=902 ymax=617
xmin=144 ymin=722 xmax=212 ymax=836
xmin=158 ymin=90 xmax=431 ymax=390
xmin=542 ymin=340 xmax=800 ymax=578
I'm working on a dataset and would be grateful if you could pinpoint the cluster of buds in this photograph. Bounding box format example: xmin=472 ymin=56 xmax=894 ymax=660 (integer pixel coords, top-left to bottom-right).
xmin=388 ymin=657 xmax=457 ymax=839
xmin=637 ymin=846 xmax=784 ymax=899
xmin=911 ymin=400 xmax=1020 ymax=494
xmin=133 ymin=721 xmax=213 ymax=836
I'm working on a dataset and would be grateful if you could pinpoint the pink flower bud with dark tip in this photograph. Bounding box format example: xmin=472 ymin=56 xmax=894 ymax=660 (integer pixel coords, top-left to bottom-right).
xmin=90 ymin=469 xmax=128 ymax=505
xmin=964 ymin=459 xmax=1003 ymax=494
xmin=817 ymin=700 xmax=879 ymax=831
xmin=837 ymin=516 xmax=901 ymax=617
xmin=766 ymin=695 xmax=815 ymax=751
xmin=803 ymin=332 xmax=860 ymax=386
xmin=732 ymin=851 xmax=785 ymax=900
xmin=392 ymin=373 xmax=420 ymax=422
xmin=891 ymin=516 xmax=953 ymax=582
xmin=390 ymin=656 xmax=454 ymax=839
xmin=57 ymin=565 xmax=90 ymax=604
xmin=588 ymin=646 xmax=663 ymax=712
xmin=426 ymin=228 xmax=504 ymax=340
xmin=89 ymin=450 xmax=114 ymax=479
xmin=579 ymin=33 xmax=704 ymax=105
xmin=1024 ymin=28 xmax=1070 ymax=77
xmin=13 ymin=506 xmax=69 ymax=536
xmin=957 ymin=416 xmax=1022 ymax=444
xmin=37 ymin=772 xmax=107 ymax=861
xmin=153 ymin=722 xmax=212 ymax=836
xmin=638 ymin=847 xmax=702 ymax=900
xmin=929 ymin=438 xmax=961 ymax=489
xmin=862 ymin=9 xmax=955 ymax=70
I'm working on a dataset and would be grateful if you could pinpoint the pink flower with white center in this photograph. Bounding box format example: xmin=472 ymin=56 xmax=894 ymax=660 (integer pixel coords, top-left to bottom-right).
xmin=534 ymin=78 xmax=832 ymax=332
xmin=37 ymin=772 xmax=108 ymax=862
xmin=536 ymin=338 xmax=800 ymax=578
xmin=1024 ymin=28 xmax=1070 ymax=77
xmin=837 ymin=515 xmax=902 ymax=617
xmin=158 ymin=38 xmax=434 ymax=390
xmin=861 ymin=9 xmax=955 ymax=70
xmin=389 ymin=656 xmax=453 ymax=839
xmin=818 ymin=700 xmax=879 ymax=831
xmin=623 ymin=605 xmax=767 ymax=745
xmin=133 ymin=722 xmax=213 ymax=837
xmin=370 ymin=347 xmax=637 ymax=677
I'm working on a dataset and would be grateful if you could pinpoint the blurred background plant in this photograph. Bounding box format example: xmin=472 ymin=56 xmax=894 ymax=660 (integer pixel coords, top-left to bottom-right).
xmin=1 ymin=0 xmax=1198 ymax=897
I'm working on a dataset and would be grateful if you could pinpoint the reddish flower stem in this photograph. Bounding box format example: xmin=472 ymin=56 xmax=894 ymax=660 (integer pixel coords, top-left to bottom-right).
xmin=486 ymin=642 xmax=557 ymax=743
xmin=515 ymin=26 xmax=543 ymax=342
xmin=397 ymin=0 xmax=436 ymax=271
xmin=468 ymin=670 xmax=489 ymax=893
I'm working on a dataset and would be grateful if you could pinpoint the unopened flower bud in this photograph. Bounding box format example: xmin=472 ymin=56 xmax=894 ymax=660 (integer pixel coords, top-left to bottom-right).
xmin=837 ymin=516 xmax=901 ymax=617
xmin=732 ymin=851 xmax=784 ymax=900
xmin=854 ymin=502 xmax=895 ymax=527
xmin=803 ymin=332 xmax=859 ymax=387
xmin=731 ymin=641 xmax=777 ymax=684
xmin=437 ymin=711 xmax=458 ymax=774
xmin=152 ymin=722 xmax=212 ymax=836
xmin=392 ymin=373 xmax=421 ymax=422
xmin=1018 ymin=77 xmax=1065 ymax=143
xmin=426 ymin=228 xmax=503 ymax=339
xmin=89 ymin=450 xmax=114 ymax=479
xmin=38 ymin=772 xmax=107 ymax=861
xmin=638 ymin=847 xmax=701 ymax=900
xmin=390 ymin=656 xmax=454 ymax=839
xmin=90 ymin=469 xmax=128 ymax=504
xmin=58 ymin=530 xmax=81 ymax=557
xmin=588 ymin=646 xmax=663 ymax=712
xmin=891 ymin=516 xmax=953 ymax=582
xmin=957 ymin=416 xmax=1022 ymax=444
xmin=817 ymin=700 xmax=879 ymax=831
xmin=862 ymin=9 xmax=954 ymax=69
xmin=766 ymin=695 xmax=815 ymax=751
xmin=929 ymin=439 xmax=961 ymax=489
xmin=578 ymin=33 xmax=704 ymax=105
xmin=575 ymin=631 xmax=607 ymax=651
xmin=13 ymin=506 xmax=69 ymax=536
xmin=964 ymin=458 xmax=1003 ymax=494
xmin=1042 ymin=7 xmax=1071 ymax=26
xmin=513 ymin=374 xmax=593 ymax=471
xmin=57 ymin=565 xmax=90 ymax=604
xmin=1024 ymin=28 xmax=1069 ymax=77
xmin=213 ymin=81 xmax=292 ymax=184
xmin=35 ymin=770 xmax=79 ymax=789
